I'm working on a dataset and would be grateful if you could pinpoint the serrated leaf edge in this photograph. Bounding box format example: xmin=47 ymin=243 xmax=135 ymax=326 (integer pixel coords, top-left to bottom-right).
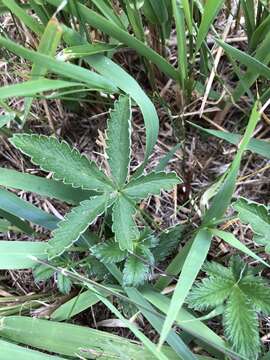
xmin=10 ymin=134 xmax=113 ymax=192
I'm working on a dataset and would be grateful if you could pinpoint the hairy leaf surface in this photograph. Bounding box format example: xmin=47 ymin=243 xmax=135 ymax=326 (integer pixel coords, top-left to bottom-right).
xmin=106 ymin=95 xmax=131 ymax=186
xmin=48 ymin=194 xmax=115 ymax=259
xmin=123 ymin=250 xmax=150 ymax=287
xmin=224 ymin=287 xmax=260 ymax=358
xmin=123 ymin=172 xmax=181 ymax=199
xmin=10 ymin=134 xmax=113 ymax=192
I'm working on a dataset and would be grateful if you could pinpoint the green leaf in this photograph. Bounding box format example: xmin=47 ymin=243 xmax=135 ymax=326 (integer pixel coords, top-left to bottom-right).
xmin=202 ymin=102 xmax=261 ymax=226
xmin=216 ymin=38 xmax=270 ymax=80
xmin=0 ymin=316 xmax=170 ymax=359
xmin=123 ymin=172 xmax=181 ymax=199
xmin=91 ymin=240 xmax=127 ymax=264
xmin=203 ymin=261 xmax=232 ymax=279
xmin=0 ymin=188 xmax=58 ymax=231
xmin=0 ymin=167 xmax=93 ymax=205
xmin=0 ymin=113 xmax=15 ymax=128
xmin=0 ymin=35 xmax=117 ymax=93
xmin=57 ymin=272 xmax=72 ymax=294
xmin=196 ymin=0 xmax=224 ymax=52
xmin=51 ymin=289 xmax=105 ymax=321
xmin=10 ymin=134 xmax=113 ymax=192
xmin=33 ymin=264 xmax=54 ymax=283
xmin=0 ymin=241 xmax=47 ymax=269
xmin=224 ymin=286 xmax=260 ymax=358
xmin=61 ymin=43 xmax=118 ymax=60
xmin=48 ymin=194 xmax=115 ymax=259
xmin=106 ymin=95 xmax=131 ymax=186
xmin=123 ymin=250 xmax=150 ymax=287
xmin=233 ymin=197 xmax=270 ymax=251
xmin=188 ymin=277 xmax=234 ymax=311
xmin=0 ymin=79 xmax=83 ymax=100
xmin=0 ymin=339 xmax=63 ymax=360
xmin=159 ymin=229 xmax=212 ymax=347
xmin=152 ymin=224 xmax=184 ymax=263
xmin=112 ymin=194 xmax=139 ymax=251
xmin=239 ymin=276 xmax=270 ymax=314
xmin=189 ymin=122 xmax=270 ymax=159
xmin=61 ymin=26 xmax=160 ymax=174
xmin=209 ymin=228 xmax=270 ymax=268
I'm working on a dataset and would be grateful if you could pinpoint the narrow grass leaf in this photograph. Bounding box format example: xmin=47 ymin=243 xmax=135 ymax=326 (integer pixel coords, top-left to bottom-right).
xmin=1 ymin=0 xmax=43 ymax=35
xmin=0 ymin=188 xmax=58 ymax=230
xmin=0 ymin=316 xmax=170 ymax=359
xmin=202 ymin=102 xmax=261 ymax=226
xmin=0 ymin=35 xmax=117 ymax=93
xmin=0 ymin=241 xmax=47 ymax=269
xmin=62 ymin=43 xmax=118 ymax=60
xmin=210 ymin=228 xmax=270 ymax=267
xmin=0 ymin=79 xmax=83 ymax=100
xmin=0 ymin=113 xmax=15 ymax=128
xmin=0 ymin=168 xmax=93 ymax=205
xmin=0 ymin=339 xmax=63 ymax=360
xmin=159 ymin=229 xmax=212 ymax=348
xmin=62 ymin=25 xmax=160 ymax=173
xmin=46 ymin=0 xmax=178 ymax=80
xmin=10 ymin=134 xmax=113 ymax=192
xmin=196 ymin=1 xmax=224 ymax=52
xmin=216 ymin=39 xmax=270 ymax=79
xmin=190 ymin=122 xmax=270 ymax=159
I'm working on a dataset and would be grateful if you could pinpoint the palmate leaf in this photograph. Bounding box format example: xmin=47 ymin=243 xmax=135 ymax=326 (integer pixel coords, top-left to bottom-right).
xmin=123 ymin=171 xmax=181 ymax=199
xmin=10 ymin=134 xmax=113 ymax=192
xmin=106 ymin=95 xmax=131 ymax=186
xmin=233 ymin=197 xmax=270 ymax=251
xmin=224 ymin=286 xmax=260 ymax=359
xmin=112 ymin=194 xmax=139 ymax=251
xmin=203 ymin=261 xmax=232 ymax=279
xmin=48 ymin=194 xmax=115 ymax=259
xmin=91 ymin=239 xmax=127 ymax=264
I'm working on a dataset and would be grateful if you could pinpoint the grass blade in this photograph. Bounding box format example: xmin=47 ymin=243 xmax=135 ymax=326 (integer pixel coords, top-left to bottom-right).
xmin=0 ymin=241 xmax=47 ymax=269
xmin=158 ymin=229 xmax=212 ymax=348
xmin=0 ymin=167 xmax=93 ymax=205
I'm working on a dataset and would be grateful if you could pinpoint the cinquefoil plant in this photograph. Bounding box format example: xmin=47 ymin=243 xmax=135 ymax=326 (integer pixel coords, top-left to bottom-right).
xmin=188 ymin=257 xmax=270 ymax=359
xmin=10 ymin=95 xmax=181 ymax=287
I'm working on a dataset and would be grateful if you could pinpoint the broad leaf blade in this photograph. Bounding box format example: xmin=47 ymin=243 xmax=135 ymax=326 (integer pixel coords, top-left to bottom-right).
xmin=159 ymin=229 xmax=212 ymax=347
xmin=112 ymin=195 xmax=139 ymax=251
xmin=0 ymin=241 xmax=47 ymax=269
xmin=10 ymin=134 xmax=113 ymax=192
xmin=123 ymin=172 xmax=181 ymax=199
xmin=48 ymin=194 xmax=115 ymax=259
xmin=123 ymin=251 xmax=150 ymax=287
xmin=106 ymin=95 xmax=131 ymax=186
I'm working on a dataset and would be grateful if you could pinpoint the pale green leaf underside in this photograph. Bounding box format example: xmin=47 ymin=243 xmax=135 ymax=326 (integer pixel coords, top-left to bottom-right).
xmin=48 ymin=194 xmax=115 ymax=259
xmin=106 ymin=95 xmax=131 ymax=186
xmin=10 ymin=134 xmax=113 ymax=192
xmin=123 ymin=171 xmax=181 ymax=199
xmin=112 ymin=195 xmax=139 ymax=251
xmin=224 ymin=287 xmax=260 ymax=358
xmin=233 ymin=197 xmax=270 ymax=250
